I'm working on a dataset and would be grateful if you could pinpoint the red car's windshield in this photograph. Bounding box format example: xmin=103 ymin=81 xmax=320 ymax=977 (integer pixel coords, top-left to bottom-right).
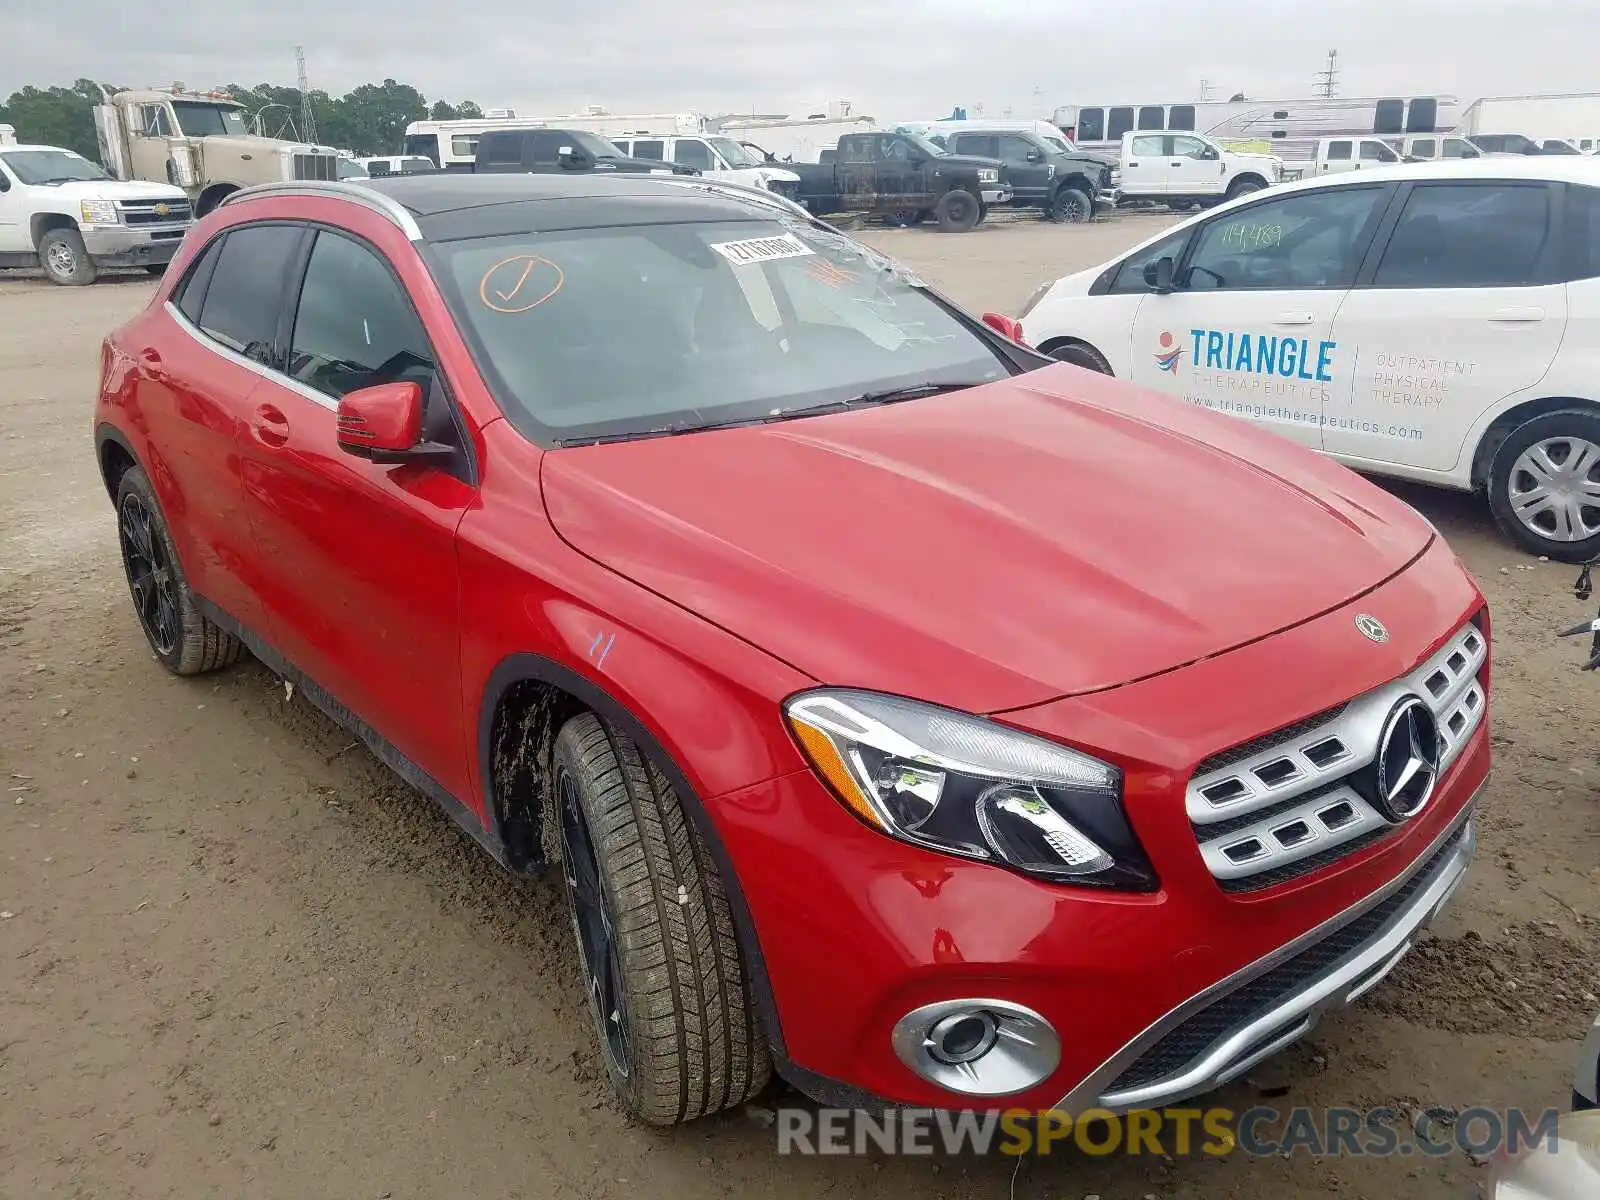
xmin=428 ymin=219 xmax=1011 ymax=445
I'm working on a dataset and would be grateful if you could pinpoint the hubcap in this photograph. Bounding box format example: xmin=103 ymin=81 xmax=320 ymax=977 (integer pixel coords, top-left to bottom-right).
xmin=47 ymin=242 xmax=76 ymax=275
xmin=557 ymin=770 xmax=631 ymax=1077
xmin=118 ymin=492 xmax=180 ymax=656
xmin=1056 ymin=192 xmax=1089 ymax=222
xmin=1508 ymin=435 xmax=1600 ymax=543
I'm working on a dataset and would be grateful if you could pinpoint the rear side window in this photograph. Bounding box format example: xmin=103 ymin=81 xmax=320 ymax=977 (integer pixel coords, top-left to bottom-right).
xmin=481 ymin=133 xmax=524 ymax=165
xmin=1168 ymin=105 xmax=1196 ymax=131
xmin=1137 ymin=106 xmax=1164 ymax=130
xmin=1107 ymin=107 xmax=1135 ymax=140
xmin=1373 ymin=183 xmax=1553 ymax=288
xmin=1410 ymin=138 xmax=1437 ymax=158
xmin=1374 ymin=99 xmax=1405 ymax=134
xmin=1077 ymin=109 xmax=1105 ymax=141
xmin=632 ymin=139 xmax=665 ymax=160
xmin=1326 ymin=141 xmax=1353 ymax=161
xmin=1564 ymin=184 xmax=1600 ymax=281
xmin=174 ymin=236 xmax=224 ymax=324
xmin=1130 ymin=134 xmax=1163 ymax=157
xmin=957 ymin=135 xmax=999 ymax=158
xmin=1406 ymin=98 xmax=1438 ymax=132
xmin=195 ymin=224 xmax=304 ymax=364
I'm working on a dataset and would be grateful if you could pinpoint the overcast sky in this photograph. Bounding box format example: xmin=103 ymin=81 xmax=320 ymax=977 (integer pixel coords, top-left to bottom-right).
xmin=5 ymin=0 xmax=1594 ymax=122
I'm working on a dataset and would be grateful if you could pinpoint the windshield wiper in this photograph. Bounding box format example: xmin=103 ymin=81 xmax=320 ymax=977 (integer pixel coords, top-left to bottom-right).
xmin=552 ymin=382 xmax=989 ymax=448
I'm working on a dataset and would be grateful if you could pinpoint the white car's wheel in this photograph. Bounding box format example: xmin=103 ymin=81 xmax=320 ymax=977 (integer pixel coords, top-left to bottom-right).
xmin=1488 ymin=409 xmax=1600 ymax=562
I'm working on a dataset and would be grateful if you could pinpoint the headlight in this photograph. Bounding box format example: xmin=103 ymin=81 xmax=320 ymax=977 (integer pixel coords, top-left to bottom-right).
xmin=785 ymin=690 xmax=1155 ymax=888
xmin=79 ymin=199 xmax=119 ymax=225
xmin=978 ymin=168 xmax=999 ymax=184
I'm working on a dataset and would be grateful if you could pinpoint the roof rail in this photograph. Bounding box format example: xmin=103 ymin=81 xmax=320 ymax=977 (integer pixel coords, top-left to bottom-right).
xmin=217 ymin=181 xmax=423 ymax=241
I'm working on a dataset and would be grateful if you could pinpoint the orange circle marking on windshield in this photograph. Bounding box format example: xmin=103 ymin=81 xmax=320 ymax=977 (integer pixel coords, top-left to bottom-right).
xmin=479 ymin=255 xmax=565 ymax=313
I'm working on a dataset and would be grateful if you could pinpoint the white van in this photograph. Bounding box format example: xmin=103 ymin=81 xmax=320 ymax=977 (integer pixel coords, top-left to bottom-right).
xmin=1117 ymin=130 xmax=1282 ymax=207
xmin=1016 ymin=155 xmax=1600 ymax=561
xmin=608 ymin=135 xmax=800 ymax=197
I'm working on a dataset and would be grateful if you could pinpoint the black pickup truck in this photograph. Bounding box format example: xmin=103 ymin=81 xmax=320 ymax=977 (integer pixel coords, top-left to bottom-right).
xmin=940 ymin=128 xmax=1113 ymax=222
xmin=473 ymin=128 xmax=700 ymax=176
xmin=789 ymin=131 xmax=1010 ymax=232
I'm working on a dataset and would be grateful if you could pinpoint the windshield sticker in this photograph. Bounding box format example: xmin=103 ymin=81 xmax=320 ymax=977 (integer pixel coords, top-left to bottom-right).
xmin=479 ymin=255 xmax=565 ymax=314
xmin=708 ymin=233 xmax=816 ymax=266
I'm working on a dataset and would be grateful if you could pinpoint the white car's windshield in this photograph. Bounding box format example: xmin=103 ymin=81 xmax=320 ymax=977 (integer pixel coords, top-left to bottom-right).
xmin=710 ymin=137 xmax=761 ymax=168
xmin=433 ymin=218 xmax=1011 ymax=445
xmin=171 ymin=102 xmax=250 ymax=137
xmin=0 ymin=149 xmax=109 ymax=184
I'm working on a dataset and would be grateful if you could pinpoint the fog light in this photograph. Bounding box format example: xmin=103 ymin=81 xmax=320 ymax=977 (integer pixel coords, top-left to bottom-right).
xmin=892 ymin=999 xmax=1060 ymax=1096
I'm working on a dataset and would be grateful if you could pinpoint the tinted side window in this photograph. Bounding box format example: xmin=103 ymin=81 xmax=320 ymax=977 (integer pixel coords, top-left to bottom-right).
xmin=1078 ymin=108 xmax=1105 ymax=141
xmin=1107 ymin=107 xmax=1135 ymax=140
xmin=959 ymin=135 xmax=998 ymax=159
xmin=195 ymin=224 xmax=303 ymax=364
xmin=1137 ymin=106 xmax=1165 ymax=130
xmin=1168 ymin=105 xmax=1196 ymax=131
xmin=1407 ymin=98 xmax=1438 ymax=132
xmin=1374 ymin=99 xmax=1405 ymax=134
xmin=1326 ymin=141 xmax=1352 ymax=161
xmin=998 ymin=136 xmax=1035 ymax=163
xmin=1374 ymin=183 xmax=1552 ymax=288
xmin=632 ymin=139 xmax=664 ymax=160
xmin=1185 ymin=186 xmax=1385 ymax=291
xmin=1567 ymin=185 xmax=1600 ymax=281
xmin=674 ymin=140 xmax=714 ymax=171
xmin=288 ymin=230 xmax=439 ymax=407
xmin=481 ymin=133 xmax=523 ymax=165
xmin=174 ymin=236 xmax=224 ymax=323
xmin=1410 ymin=138 xmax=1437 ymax=158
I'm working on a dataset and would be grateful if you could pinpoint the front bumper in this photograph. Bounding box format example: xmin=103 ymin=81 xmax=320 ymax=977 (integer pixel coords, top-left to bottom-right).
xmin=981 ymin=187 xmax=1012 ymax=205
xmin=81 ymin=223 xmax=190 ymax=268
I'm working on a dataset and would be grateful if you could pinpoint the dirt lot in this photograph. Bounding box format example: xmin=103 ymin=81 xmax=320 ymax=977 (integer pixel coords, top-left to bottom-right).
xmin=2 ymin=212 xmax=1597 ymax=1200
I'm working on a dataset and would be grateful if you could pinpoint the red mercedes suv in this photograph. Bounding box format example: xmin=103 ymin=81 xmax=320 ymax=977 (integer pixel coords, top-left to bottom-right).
xmin=94 ymin=173 xmax=1490 ymax=1125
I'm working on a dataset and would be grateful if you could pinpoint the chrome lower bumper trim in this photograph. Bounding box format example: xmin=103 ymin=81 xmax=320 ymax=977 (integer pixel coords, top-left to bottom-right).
xmin=1053 ymin=791 xmax=1481 ymax=1115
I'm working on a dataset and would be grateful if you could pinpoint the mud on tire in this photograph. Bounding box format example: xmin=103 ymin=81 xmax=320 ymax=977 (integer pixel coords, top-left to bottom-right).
xmin=551 ymin=712 xmax=769 ymax=1124
xmin=115 ymin=465 xmax=245 ymax=675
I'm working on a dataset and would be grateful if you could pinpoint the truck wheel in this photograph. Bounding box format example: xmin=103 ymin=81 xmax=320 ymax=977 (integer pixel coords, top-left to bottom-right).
xmin=39 ymin=228 xmax=97 ymax=286
xmin=115 ymin=466 xmax=245 ymax=674
xmin=1049 ymin=186 xmax=1093 ymax=223
xmin=145 ymin=264 xmax=168 ymax=277
xmin=1487 ymin=408 xmax=1600 ymax=563
xmin=1226 ymin=177 xmax=1266 ymax=200
xmin=935 ymin=189 xmax=980 ymax=232
xmin=551 ymin=712 xmax=770 ymax=1124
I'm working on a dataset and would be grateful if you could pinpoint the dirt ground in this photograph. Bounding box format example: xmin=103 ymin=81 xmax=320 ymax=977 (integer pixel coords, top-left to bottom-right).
xmin=2 ymin=212 xmax=1597 ymax=1200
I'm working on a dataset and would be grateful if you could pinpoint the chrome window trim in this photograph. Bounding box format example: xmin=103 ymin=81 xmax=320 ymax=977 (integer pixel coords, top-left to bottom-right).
xmin=164 ymin=300 xmax=338 ymax=412
xmin=219 ymin=181 xmax=424 ymax=242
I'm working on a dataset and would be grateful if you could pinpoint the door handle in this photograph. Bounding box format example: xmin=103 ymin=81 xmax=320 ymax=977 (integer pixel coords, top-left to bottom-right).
xmin=253 ymin=403 xmax=290 ymax=447
xmin=1170 ymin=160 xmax=1184 ymax=166
xmin=1273 ymin=313 xmax=1315 ymax=326
xmin=1489 ymin=307 xmax=1545 ymax=323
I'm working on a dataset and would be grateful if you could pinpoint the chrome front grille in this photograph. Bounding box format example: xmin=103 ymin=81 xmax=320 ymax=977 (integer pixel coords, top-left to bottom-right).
xmin=292 ymin=153 xmax=338 ymax=182
xmin=117 ymin=197 xmax=193 ymax=226
xmin=1188 ymin=621 xmax=1487 ymax=890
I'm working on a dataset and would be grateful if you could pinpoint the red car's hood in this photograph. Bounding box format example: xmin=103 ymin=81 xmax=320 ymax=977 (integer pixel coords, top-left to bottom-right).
xmin=541 ymin=366 xmax=1433 ymax=713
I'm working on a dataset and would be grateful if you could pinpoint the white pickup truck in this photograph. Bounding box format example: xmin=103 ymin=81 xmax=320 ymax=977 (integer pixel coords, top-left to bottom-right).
xmin=1116 ymin=130 xmax=1282 ymax=210
xmin=0 ymin=142 xmax=194 ymax=285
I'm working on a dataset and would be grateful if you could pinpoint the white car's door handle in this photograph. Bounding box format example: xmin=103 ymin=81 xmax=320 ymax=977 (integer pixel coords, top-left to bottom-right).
xmin=1490 ymin=307 xmax=1545 ymax=323
xmin=1273 ymin=313 xmax=1315 ymax=326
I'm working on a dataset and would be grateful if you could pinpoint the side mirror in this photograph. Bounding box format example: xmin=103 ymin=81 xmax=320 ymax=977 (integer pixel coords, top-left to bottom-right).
xmin=1203 ymin=147 xmax=1220 ymax=161
xmin=1143 ymin=256 xmax=1177 ymax=294
xmin=1026 ymin=149 xmax=1044 ymax=163
xmin=335 ymin=381 xmax=452 ymax=466
xmin=982 ymin=312 xmax=1028 ymax=344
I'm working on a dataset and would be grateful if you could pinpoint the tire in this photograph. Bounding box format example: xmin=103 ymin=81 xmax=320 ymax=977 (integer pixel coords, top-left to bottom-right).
xmin=38 ymin=228 xmax=97 ymax=286
xmin=145 ymin=263 xmax=168 ymax=277
xmin=1170 ymin=200 xmax=1200 ymax=212
xmin=551 ymin=712 xmax=769 ymax=1125
xmin=1226 ymin=178 xmax=1266 ymax=200
xmin=935 ymin=188 xmax=981 ymax=233
xmin=976 ymin=202 xmax=989 ymax=225
xmin=1044 ymin=340 xmax=1114 ymax=374
xmin=115 ymin=466 xmax=245 ymax=674
xmin=1049 ymin=185 xmax=1092 ymax=223
xmin=1487 ymin=408 xmax=1600 ymax=562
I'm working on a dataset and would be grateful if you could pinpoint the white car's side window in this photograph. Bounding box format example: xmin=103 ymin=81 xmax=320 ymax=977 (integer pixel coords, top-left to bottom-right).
xmin=1370 ymin=183 xmax=1553 ymax=289
xmin=1184 ymin=187 xmax=1386 ymax=292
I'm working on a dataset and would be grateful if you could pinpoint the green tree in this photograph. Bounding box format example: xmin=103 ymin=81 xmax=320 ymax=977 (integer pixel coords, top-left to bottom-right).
xmin=0 ymin=80 xmax=111 ymax=158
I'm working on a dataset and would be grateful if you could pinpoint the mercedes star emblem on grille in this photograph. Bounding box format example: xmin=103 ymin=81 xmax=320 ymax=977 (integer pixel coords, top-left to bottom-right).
xmin=1370 ymin=697 xmax=1442 ymax=823
xmin=1354 ymin=613 xmax=1389 ymax=643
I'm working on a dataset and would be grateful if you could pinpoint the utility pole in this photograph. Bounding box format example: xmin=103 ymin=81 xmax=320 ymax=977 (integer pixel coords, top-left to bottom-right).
xmin=1199 ymin=78 xmax=1213 ymax=103
xmin=1316 ymin=49 xmax=1339 ymax=100
xmin=295 ymin=46 xmax=317 ymax=143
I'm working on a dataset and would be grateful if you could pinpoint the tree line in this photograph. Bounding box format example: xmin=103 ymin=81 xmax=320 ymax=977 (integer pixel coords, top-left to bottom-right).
xmin=0 ymin=77 xmax=484 ymax=161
